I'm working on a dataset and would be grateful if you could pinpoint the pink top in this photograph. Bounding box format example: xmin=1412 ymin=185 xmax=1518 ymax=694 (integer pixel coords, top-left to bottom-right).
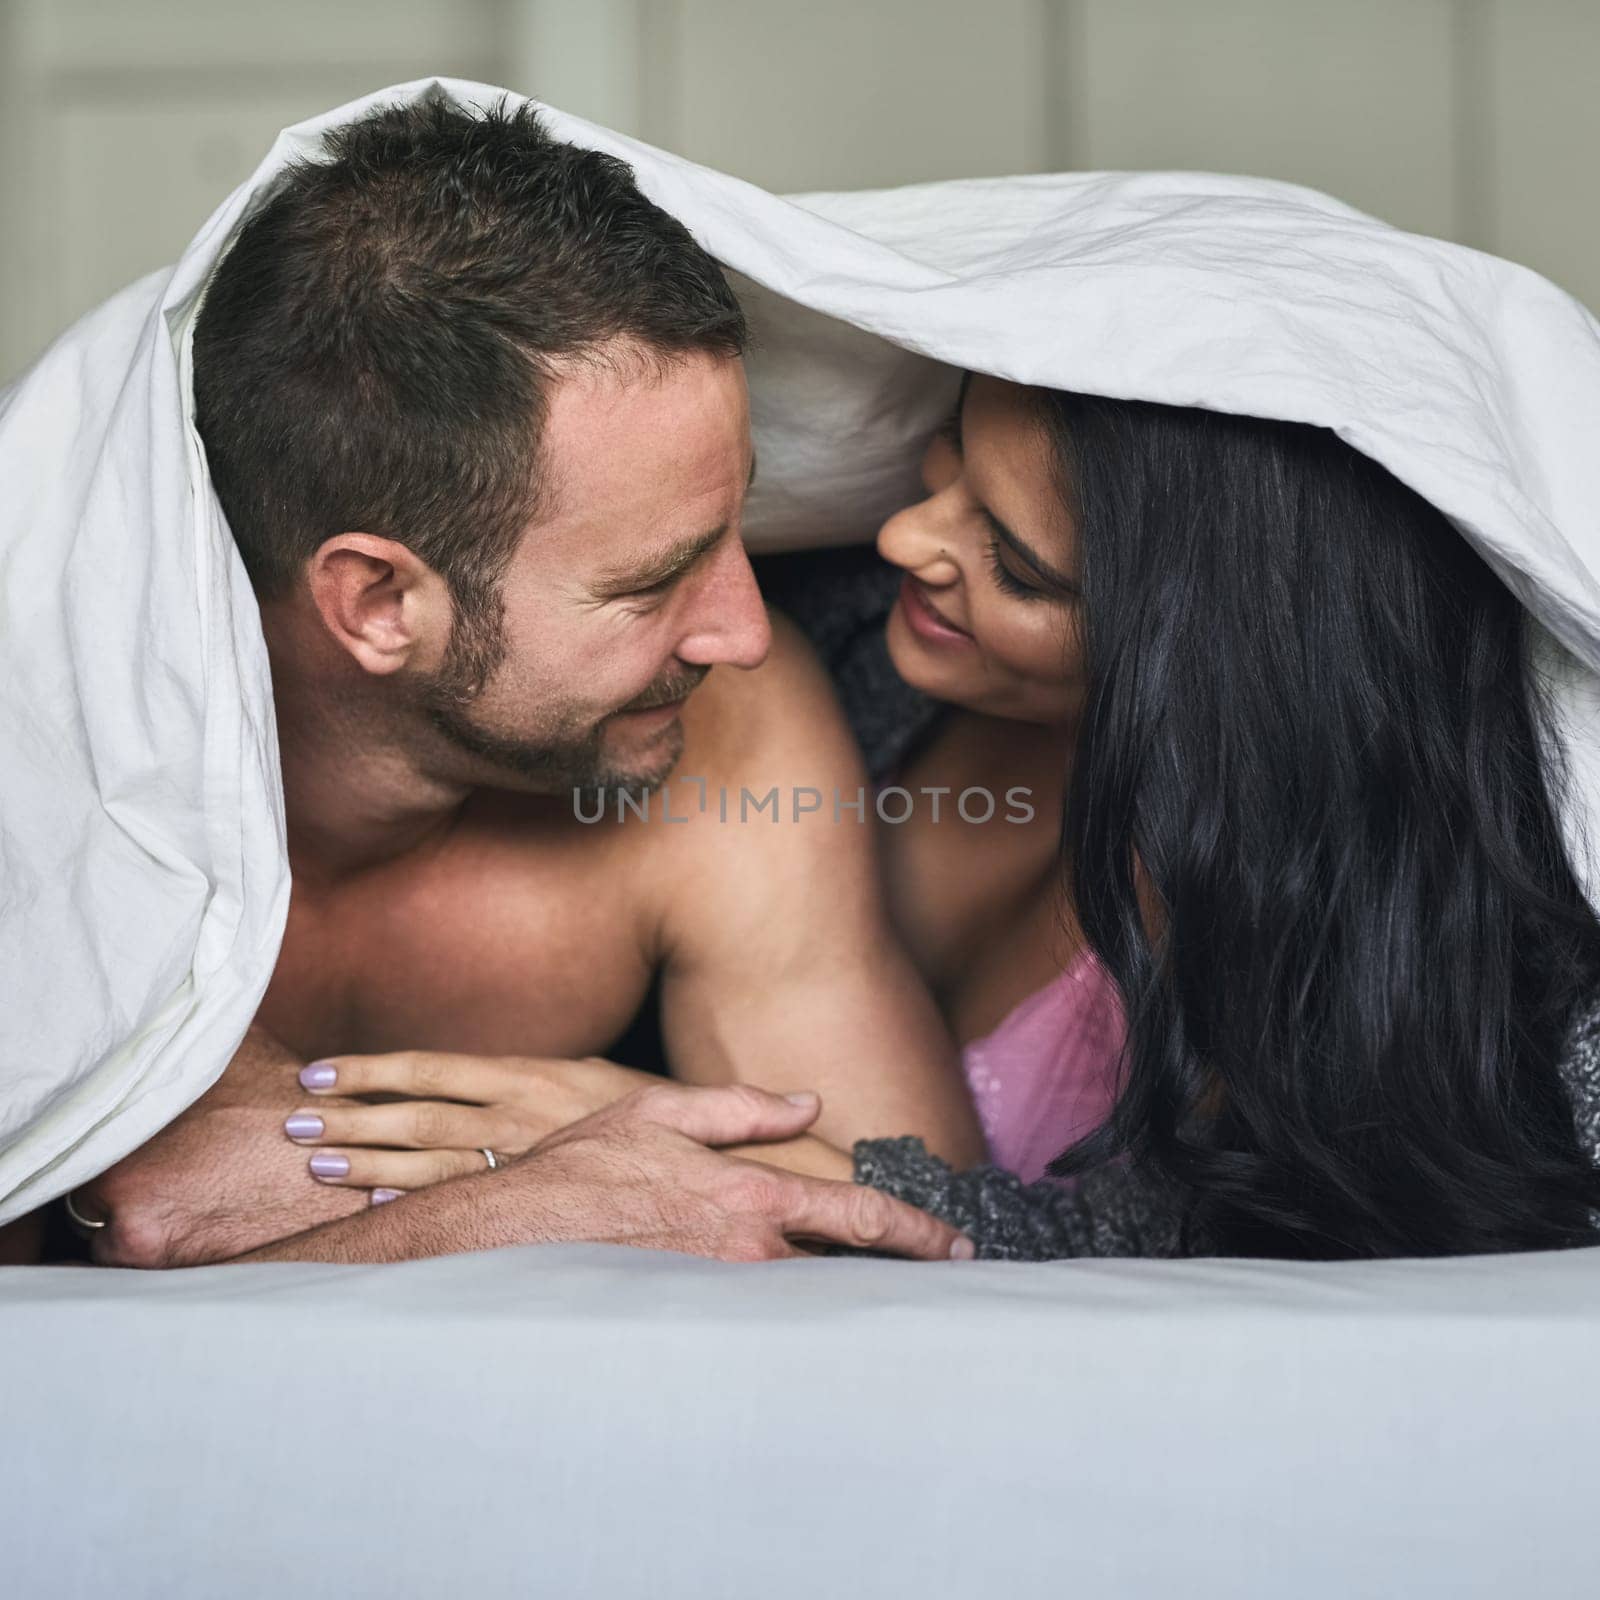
xmin=960 ymin=946 xmax=1127 ymax=1183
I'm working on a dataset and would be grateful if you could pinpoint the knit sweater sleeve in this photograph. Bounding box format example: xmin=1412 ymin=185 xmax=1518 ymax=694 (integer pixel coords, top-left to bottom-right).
xmin=1558 ymin=991 xmax=1600 ymax=1169
xmin=850 ymin=1137 xmax=1193 ymax=1261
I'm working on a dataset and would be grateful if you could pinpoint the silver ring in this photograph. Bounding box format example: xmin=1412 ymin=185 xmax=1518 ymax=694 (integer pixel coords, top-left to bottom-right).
xmin=480 ymin=1147 xmax=499 ymax=1171
xmin=63 ymin=1189 xmax=106 ymax=1233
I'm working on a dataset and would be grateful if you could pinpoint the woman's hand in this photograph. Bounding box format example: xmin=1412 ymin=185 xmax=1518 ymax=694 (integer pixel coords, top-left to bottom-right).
xmin=284 ymin=1052 xmax=656 ymax=1197
xmin=283 ymin=1051 xmax=856 ymax=1196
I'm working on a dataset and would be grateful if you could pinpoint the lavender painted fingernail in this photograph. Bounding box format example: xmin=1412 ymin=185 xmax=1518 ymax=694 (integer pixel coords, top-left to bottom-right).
xmin=370 ymin=1189 xmax=403 ymax=1206
xmin=309 ymin=1152 xmax=350 ymax=1180
xmin=950 ymin=1236 xmax=977 ymax=1261
xmin=299 ymin=1062 xmax=338 ymax=1091
xmin=284 ymin=1114 xmax=324 ymax=1141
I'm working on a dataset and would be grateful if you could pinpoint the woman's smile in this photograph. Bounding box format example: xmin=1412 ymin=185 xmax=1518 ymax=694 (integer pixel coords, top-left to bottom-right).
xmin=896 ymin=573 xmax=975 ymax=648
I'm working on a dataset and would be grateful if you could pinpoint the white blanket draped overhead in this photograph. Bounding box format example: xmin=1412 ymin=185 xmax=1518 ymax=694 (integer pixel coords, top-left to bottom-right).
xmin=4 ymin=77 xmax=1600 ymax=1222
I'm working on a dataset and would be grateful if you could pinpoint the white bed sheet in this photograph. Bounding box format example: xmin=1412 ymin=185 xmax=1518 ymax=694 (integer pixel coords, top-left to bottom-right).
xmin=4 ymin=1241 xmax=1598 ymax=1597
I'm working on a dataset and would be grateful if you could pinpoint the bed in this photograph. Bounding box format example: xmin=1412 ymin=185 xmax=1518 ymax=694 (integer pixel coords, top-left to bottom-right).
xmin=5 ymin=1240 xmax=1597 ymax=1596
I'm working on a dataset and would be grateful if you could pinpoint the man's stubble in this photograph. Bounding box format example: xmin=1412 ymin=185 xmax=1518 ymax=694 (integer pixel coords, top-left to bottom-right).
xmin=418 ymin=583 xmax=705 ymax=798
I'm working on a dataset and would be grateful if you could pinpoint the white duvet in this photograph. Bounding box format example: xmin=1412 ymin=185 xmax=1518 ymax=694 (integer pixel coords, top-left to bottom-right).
xmin=4 ymin=76 xmax=1600 ymax=1223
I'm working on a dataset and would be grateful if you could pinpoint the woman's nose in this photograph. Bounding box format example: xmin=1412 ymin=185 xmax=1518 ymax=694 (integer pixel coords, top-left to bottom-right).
xmin=877 ymin=496 xmax=963 ymax=587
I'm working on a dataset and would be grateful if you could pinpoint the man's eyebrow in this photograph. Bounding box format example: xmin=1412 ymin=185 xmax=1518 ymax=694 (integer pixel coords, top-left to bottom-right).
xmin=592 ymin=522 xmax=729 ymax=598
xmin=591 ymin=452 xmax=758 ymax=599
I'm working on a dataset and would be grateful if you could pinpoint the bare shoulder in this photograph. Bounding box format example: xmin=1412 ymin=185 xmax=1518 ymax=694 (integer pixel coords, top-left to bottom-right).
xmin=678 ymin=603 xmax=862 ymax=784
xmin=637 ymin=604 xmax=875 ymax=948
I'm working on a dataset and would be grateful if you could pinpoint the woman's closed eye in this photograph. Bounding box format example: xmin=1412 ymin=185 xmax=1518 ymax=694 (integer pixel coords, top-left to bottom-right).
xmin=985 ymin=531 xmax=1048 ymax=600
xmin=931 ymin=393 xmax=1074 ymax=601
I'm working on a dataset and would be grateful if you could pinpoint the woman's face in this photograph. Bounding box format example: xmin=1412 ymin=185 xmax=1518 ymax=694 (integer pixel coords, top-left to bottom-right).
xmin=877 ymin=374 xmax=1084 ymax=725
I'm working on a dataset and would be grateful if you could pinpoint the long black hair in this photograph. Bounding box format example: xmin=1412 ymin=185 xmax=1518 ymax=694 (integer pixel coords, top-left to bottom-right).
xmin=1035 ymin=392 xmax=1600 ymax=1258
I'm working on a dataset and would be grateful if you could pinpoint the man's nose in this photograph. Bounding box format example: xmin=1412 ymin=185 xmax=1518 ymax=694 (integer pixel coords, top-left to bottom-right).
xmin=676 ymin=536 xmax=772 ymax=670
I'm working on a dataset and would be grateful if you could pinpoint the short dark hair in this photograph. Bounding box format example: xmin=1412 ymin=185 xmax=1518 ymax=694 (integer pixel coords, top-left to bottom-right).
xmin=193 ymin=94 xmax=747 ymax=606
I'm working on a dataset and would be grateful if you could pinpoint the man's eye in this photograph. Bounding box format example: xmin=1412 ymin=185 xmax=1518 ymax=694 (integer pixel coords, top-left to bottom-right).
xmin=623 ymin=577 xmax=675 ymax=605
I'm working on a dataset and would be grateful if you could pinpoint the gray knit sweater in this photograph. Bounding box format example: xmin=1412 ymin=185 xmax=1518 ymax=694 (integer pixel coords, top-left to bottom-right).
xmin=756 ymin=546 xmax=1600 ymax=1262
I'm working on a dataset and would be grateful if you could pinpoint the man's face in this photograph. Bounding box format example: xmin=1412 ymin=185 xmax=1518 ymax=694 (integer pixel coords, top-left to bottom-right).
xmin=421 ymin=348 xmax=769 ymax=795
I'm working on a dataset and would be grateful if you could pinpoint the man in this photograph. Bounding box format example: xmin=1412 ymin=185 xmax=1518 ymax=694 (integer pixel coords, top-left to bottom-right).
xmin=70 ymin=98 xmax=982 ymax=1268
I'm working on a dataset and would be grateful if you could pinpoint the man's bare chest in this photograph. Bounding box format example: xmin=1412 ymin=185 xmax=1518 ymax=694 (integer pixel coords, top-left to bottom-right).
xmin=255 ymin=810 xmax=659 ymax=1064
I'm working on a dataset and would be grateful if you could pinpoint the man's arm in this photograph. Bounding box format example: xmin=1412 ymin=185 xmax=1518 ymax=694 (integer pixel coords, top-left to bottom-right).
xmin=656 ymin=610 xmax=987 ymax=1169
xmin=233 ymin=1082 xmax=973 ymax=1265
xmin=81 ymin=1030 xmax=973 ymax=1267
xmin=77 ymin=1025 xmax=368 ymax=1267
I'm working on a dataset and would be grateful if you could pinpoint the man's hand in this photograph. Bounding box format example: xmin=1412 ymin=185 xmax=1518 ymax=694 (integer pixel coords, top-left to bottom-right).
xmin=76 ymin=1026 xmax=365 ymax=1268
xmin=237 ymin=1081 xmax=975 ymax=1265
xmin=518 ymin=1082 xmax=952 ymax=1258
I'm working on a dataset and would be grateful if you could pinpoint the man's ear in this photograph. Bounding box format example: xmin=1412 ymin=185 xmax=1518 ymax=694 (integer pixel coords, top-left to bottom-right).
xmin=305 ymin=532 xmax=452 ymax=678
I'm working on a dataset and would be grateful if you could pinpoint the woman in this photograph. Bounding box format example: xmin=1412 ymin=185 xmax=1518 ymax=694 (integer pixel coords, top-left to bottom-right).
xmin=863 ymin=374 xmax=1119 ymax=1190
xmin=853 ymin=371 xmax=1600 ymax=1259
xmin=288 ymin=372 xmax=1600 ymax=1261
